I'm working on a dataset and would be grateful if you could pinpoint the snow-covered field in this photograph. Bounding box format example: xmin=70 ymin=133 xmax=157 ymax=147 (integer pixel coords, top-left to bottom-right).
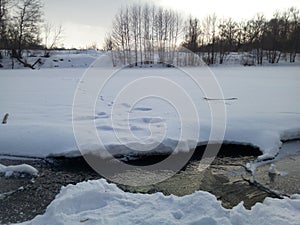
xmin=0 ymin=62 xmax=299 ymax=160
xmin=1 ymin=54 xmax=300 ymax=225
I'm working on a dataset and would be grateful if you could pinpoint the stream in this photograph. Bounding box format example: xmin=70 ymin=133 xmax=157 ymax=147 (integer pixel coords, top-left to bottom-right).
xmin=0 ymin=142 xmax=299 ymax=224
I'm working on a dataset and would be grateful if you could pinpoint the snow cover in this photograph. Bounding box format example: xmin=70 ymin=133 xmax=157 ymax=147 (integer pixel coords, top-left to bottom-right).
xmin=0 ymin=60 xmax=300 ymax=159
xmin=0 ymin=163 xmax=38 ymax=177
xmin=0 ymin=61 xmax=300 ymax=160
xmin=1 ymin=54 xmax=299 ymax=225
xmin=19 ymin=179 xmax=300 ymax=225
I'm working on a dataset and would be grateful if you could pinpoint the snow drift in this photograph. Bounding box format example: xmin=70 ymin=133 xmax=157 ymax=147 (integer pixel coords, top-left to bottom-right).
xmin=19 ymin=179 xmax=300 ymax=225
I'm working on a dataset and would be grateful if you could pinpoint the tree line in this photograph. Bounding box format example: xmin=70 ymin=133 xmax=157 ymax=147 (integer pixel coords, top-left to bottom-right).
xmin=1 ymin=1 xmax=299 ymax=68
xmin=183 ymin=8 xmax=300 ymax=65
xmin=105 ymin=4 xmax=300 ymax=66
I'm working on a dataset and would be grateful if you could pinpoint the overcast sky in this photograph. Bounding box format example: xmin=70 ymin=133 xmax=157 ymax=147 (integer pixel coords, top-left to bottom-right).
xmin=43 ymin=0 xmax=300 ymax=49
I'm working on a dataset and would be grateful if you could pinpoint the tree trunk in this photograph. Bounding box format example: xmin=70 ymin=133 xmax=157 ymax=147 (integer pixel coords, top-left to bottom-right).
xmin=276 ymin=52 xmax=281 ymax=63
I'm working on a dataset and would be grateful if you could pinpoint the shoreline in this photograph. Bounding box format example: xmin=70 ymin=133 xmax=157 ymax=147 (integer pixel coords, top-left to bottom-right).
xmin=0 ymin=142 xmax=299 ymax=224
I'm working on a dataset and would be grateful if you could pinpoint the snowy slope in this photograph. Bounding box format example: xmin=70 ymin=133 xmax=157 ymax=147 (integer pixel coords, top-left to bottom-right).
xmin=0 ymin=65 xmax=300 ymax=160
xmin=0 ymin=50 xmax=103 ymax=70
xmin=19 ymin=179 xmax=300 ymax=225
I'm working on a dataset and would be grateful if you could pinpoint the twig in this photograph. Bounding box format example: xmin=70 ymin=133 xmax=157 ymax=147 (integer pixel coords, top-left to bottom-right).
xmin=241 ymin=175 xmax=289 ymax=199
xmin=2 ymin=113 xmax=9 ymax=124
xmin=203 ymin=97 xmax=238 ymax=101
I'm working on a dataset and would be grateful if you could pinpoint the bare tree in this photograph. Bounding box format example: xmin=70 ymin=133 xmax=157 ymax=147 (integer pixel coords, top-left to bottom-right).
xmin=218 ymin=18 xmax=237 ymax=64
xmin=202 ymin=14 xmax=217 ymax=64
xmin=150 ymin=5 xmax=156 ymax=64
xmin=235 ymin=21 xmax=248 ymax=50
xmin=124 ymin=7 xmax=131 ymax=64
xmin=288 ymin=7 xmax=300 ymax=62
xmin=138 ymin=5 xmax=143 ymax=65
xmin=111 ymin=8 xmax=126 ymax=64
xmin=43 ymin=23 xmax=63 ymax=57
xmin=12 ymin=0 xmax=43 ymax=58
xmin=143 ymin=4 xmax=151 ymax=63
xmin=0 ymin=0 xmax=8 ymax=50
xmin=263 ymin=11 xmax=284 ymax=63
xmin=0 ymin=0 xmax=15 ymax=54
xmin=182 ymin=17 xmax=201 ymax=52
xmin=131 ymin=5 xmax=139 ymax=65
xmin=247 ymin=13 xmax=266 ymax=65
xmin=168 ymin=10 xmax=182 ymax=64
xmin=103 ymin=33 xmax=117 ymax=66
xmin=103 ymin=33 xmax=113 ymax=51
xmin=181 ymin=16 xmax=201 ymax=65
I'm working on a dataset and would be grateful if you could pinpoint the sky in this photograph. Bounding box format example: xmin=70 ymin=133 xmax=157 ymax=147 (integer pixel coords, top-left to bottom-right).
xmin=43 ymin=0 xmax=300 ymax=49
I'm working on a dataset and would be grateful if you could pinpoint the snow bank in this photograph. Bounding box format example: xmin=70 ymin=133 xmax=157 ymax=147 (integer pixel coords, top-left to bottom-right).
xmin=0 ymin=163 xmax=38 ymax=177
xmin=19 ymin=179 xmax=300 ymax=225
xmin=0 ymin=50 xmax=104 ymax=70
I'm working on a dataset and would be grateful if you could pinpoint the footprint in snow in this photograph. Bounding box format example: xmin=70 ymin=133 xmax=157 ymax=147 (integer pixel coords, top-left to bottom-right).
xmin=96 ymin=112 xmax=109 ymax=119
xmin=130 ymin=126 xmax=143 ymax=131
xmin=97 ymin=125 xmax=114 ymax=131
xmin=121 ymin=103 xmax=131 ymax=108
xmin=133 ymin=107 xmax=152 ymax=112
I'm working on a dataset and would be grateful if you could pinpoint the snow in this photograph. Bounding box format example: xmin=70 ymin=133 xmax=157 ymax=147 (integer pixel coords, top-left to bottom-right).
xmin=0 ymin=61 xmax=300 ymax=161
xmin=18 ymin=179 xmax=300 ymax=225
xmin=0 ymin=163 xmax=38 ymax=177
xmin=214 ymin=66 xmax=300 ymax=160
xmin=0 ymin=69 xmax=81 ymax=157
xmin=1 ymin=54 xmax=300 ymax=225
xmin=0 ymin=50 xmax=103 ymax=69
